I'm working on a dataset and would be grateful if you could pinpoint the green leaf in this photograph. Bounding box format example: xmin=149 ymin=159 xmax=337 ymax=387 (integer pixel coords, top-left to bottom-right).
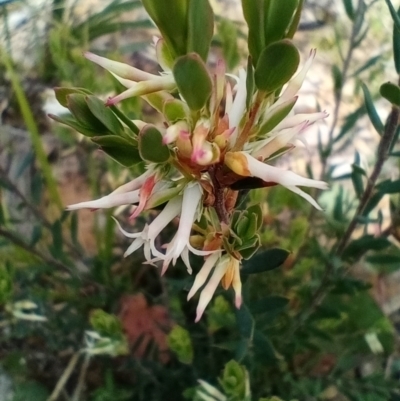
xmin=362 ymin=191 xmax=384 ymax=216
xmin=235 ymin=304 xmax=254 ymax=340
xmin=361 ymin=83 xmax=384 ymax=135
xmin=245 ymin=56 xmax=255 ymax=108
xmin=218 ymin=19 xmax=241 ymax=70
xmin=86 ymin=96 xmax=124 ymax=136
xmin=254 ymin=40 xmax=300 ymax=93
xmin=264 ymin=0 xmax=299 ymax=46
xmin=384 ymin=0 xmax=400 ymax=33
xmin=48 ymin=113 xmax=100 ymax=137
xmin=67 ymin=94 xmax=109 ymax=132
xmin=187 ymin=0 xmax=214 ymax=61
xmin=253 ymin=330 xmax=279 ymax=364
xmin=91 ymin=135 xmax=141 ymax=166
xmin=141 ymin=0 xmax=188 ymax=58
xmin=380 ymin=82 xmax=400 ymax=106
xmin=331 ymin=64 xmax=342 ymax=93
xmin=366 ymin=254 xmax=400 ymax=265
xmin=393 ymin=7 xmax=400 ymax=74
xmin=258 ymin=97 xmax=297 ymax=136
xmin=351 ymin=153 xmax=364 ymax=199
xmin=173 ymin=53 xmax=212 ymax=110
xmin=54 ymin=87 xmax=93 ymax=108
xmin=241 ymin=248 xmax=289 ymax=274
xmin=249 ymin=296 xmax=289 ymax=315
xmin=241 ymin=0 xmax=265 ymax=64
xmin=50 ymin=220 xmax=63 ymax=258
xmin=343 ymin=236 xmax=391 ymax=260
xmin=167 ymin=325 xmax=193 ymax=364
xmin=163 ymin=99 xmax=190 ymax=123
xmin=377 ymin=178 xmax=400 ymax=194
xmin=138 ymin=124 xmax=170 ymax=163
xmin=343 ymin=0 xmax=355 ymax=20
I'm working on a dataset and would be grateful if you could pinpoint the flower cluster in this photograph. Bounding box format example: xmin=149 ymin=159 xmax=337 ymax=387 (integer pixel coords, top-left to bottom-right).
xmin=64 ymin=38 xmax=328 ymax=321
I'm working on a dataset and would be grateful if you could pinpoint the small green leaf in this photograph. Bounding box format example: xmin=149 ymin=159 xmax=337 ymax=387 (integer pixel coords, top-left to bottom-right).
xmin=343 ymin=0 xmax=355 ymax=20
xmin=343 ymin=236 xmax=391 ymax=260
xmin=259 ymin=97 xmax=297 ymax=136
xmin=241 ymin=0 xmax=265 ymax=64
xmin=219 ymin=360 xmax=247 ymax=399
xmin=241 ymin=248 xmax=289 ymax=274
xmin=235 ymin=304 xmax=254 ymax=340
xmin=67 ymin=94 xmax=108 ymax=132
xmin=138 ymin=124 xmax=170 ymax=163
xmin=173 ymin=53 xmax=212 ymax=110
xmin=393 ymin=7 xmax=400 ymax=74
xmin=91 ymin=135 xmax=141 ymax=166
xmin=245 ymin=56 xmax=255 ymax=108
xmin=253 ymin=330 xmax=279 ymax=364
xmin=331 ymin=64 xmax=343 ymax=93
xmin=380 ymin=82 xmax=400 ymax=106
xmin=141 ymin=0 xmax=188 ymax=58
xmin=48 ymin=113 xmax=99 ymax=137
xmin=362 ymin=191 xmax=384 ymax=216
xmin=86 ymin=96 xmax=124 ymax=136
xmin=366 ymin=254 xmax=400 ymax=265
xmin=54 ymin=87 xmax=93 ymax=108
xmin=351 ymin=152 xmax=364 ymax=199
xmin=377 ymin=178 xmax=400 ymax=194
xmin=384 ymin=0 xmax=400 ymax=33
xmin=187 ymin=0 xmax=214 ymax=61
xmin=264 ymin=0 xmax=299 ymax=46
xmin=361 ymin=83 xmax=384 ymax=135
xmin=254 ymin=40 xmax=300 ymax=93
xmin=218 ymin=19 xmax=241 ymax=70
xmin=167 ymin=325 xmax=193 ymax=364
xmin=250 ymin=296 xmax=289 ymax=315
xmin=163 ymin=99 xmax=190 ymax=123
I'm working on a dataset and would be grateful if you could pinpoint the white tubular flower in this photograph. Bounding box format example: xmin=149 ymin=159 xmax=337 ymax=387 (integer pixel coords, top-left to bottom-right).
xmin=227 ymin=69 xmax=247 ymax=147
xmin=273 ymin=110 xmax=328 ymax=132
xmin=225 ymin=151 xmax=328 ymax=210
xmin=187 ymin=252 xmax=222 ymax=301
xmin=66 ymin=189 xmax=140 ymax=211
xmin=114 ymin=196 xmax=183 ymax=260
xmin=164 ymin=182 xmax=203 ymax=263
xmin=193 ymin=255 xmax=242 ymax=323
xmin=279 ymin=48 xmax=316 ymax=103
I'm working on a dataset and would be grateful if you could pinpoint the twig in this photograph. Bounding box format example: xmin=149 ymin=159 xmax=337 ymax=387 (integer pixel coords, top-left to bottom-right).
xmin=71 ymin=353 xmax=91 ymax=401
xmin=0 ymin=166 xmax=86 ymax=260
xmin=0 ymin=227 xmax=75 ymax=276
xmin=47 ymin=352 xmax=81 ymax=401
xmin=290 ymin=103 xmax=399 ymax=335
xmin=320 ymin=0 xmax=365 ymax=177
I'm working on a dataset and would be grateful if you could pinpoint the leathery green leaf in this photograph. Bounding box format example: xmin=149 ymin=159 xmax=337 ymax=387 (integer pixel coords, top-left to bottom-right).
xmin=163 ymin=98 xmax=190 ymax=123
xmin=361 ymin=83 xmax=384 ymax=135
xmin=241 ymin=248 xmax=290 ymax=274
xmin=264 ymin=0 xmax=299 ymax=46
xmin=245 ymin=56 xmax=255 ymax=108
xmin=141 ymin=0 xmax=188 ymax=58
xmin=187 ymin=0 xmax=214 ymax=62
xmin=67 ymin=94 xmax=108 ymax=132
xmin=54 ymin=87 xmax=93 ymax=108
xmin=86 ymin=96 xmax=124 ymax=136
xmin=380 ymin=82 xmax=400 ymax=107
xmin=241 ymin=0 xmax=265 ymax=64
xmin=254 ymin=40 xmax=300 ymax=93
xmin=393 ymin=7 xmax=400 ymax=74
xmin=173 ymin=53 xmax=212 ymax=111
xmin=48 ymin=113 xmax=99 ymax=137
xmin=91 ymin=135 xmax=141 ymax=166
xmin=139 ymin=124 xmax=171 ymax=163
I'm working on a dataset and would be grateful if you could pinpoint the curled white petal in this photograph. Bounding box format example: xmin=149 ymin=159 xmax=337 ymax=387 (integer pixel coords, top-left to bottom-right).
xmin=66 ymin=190 xmax=140 ymax=210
